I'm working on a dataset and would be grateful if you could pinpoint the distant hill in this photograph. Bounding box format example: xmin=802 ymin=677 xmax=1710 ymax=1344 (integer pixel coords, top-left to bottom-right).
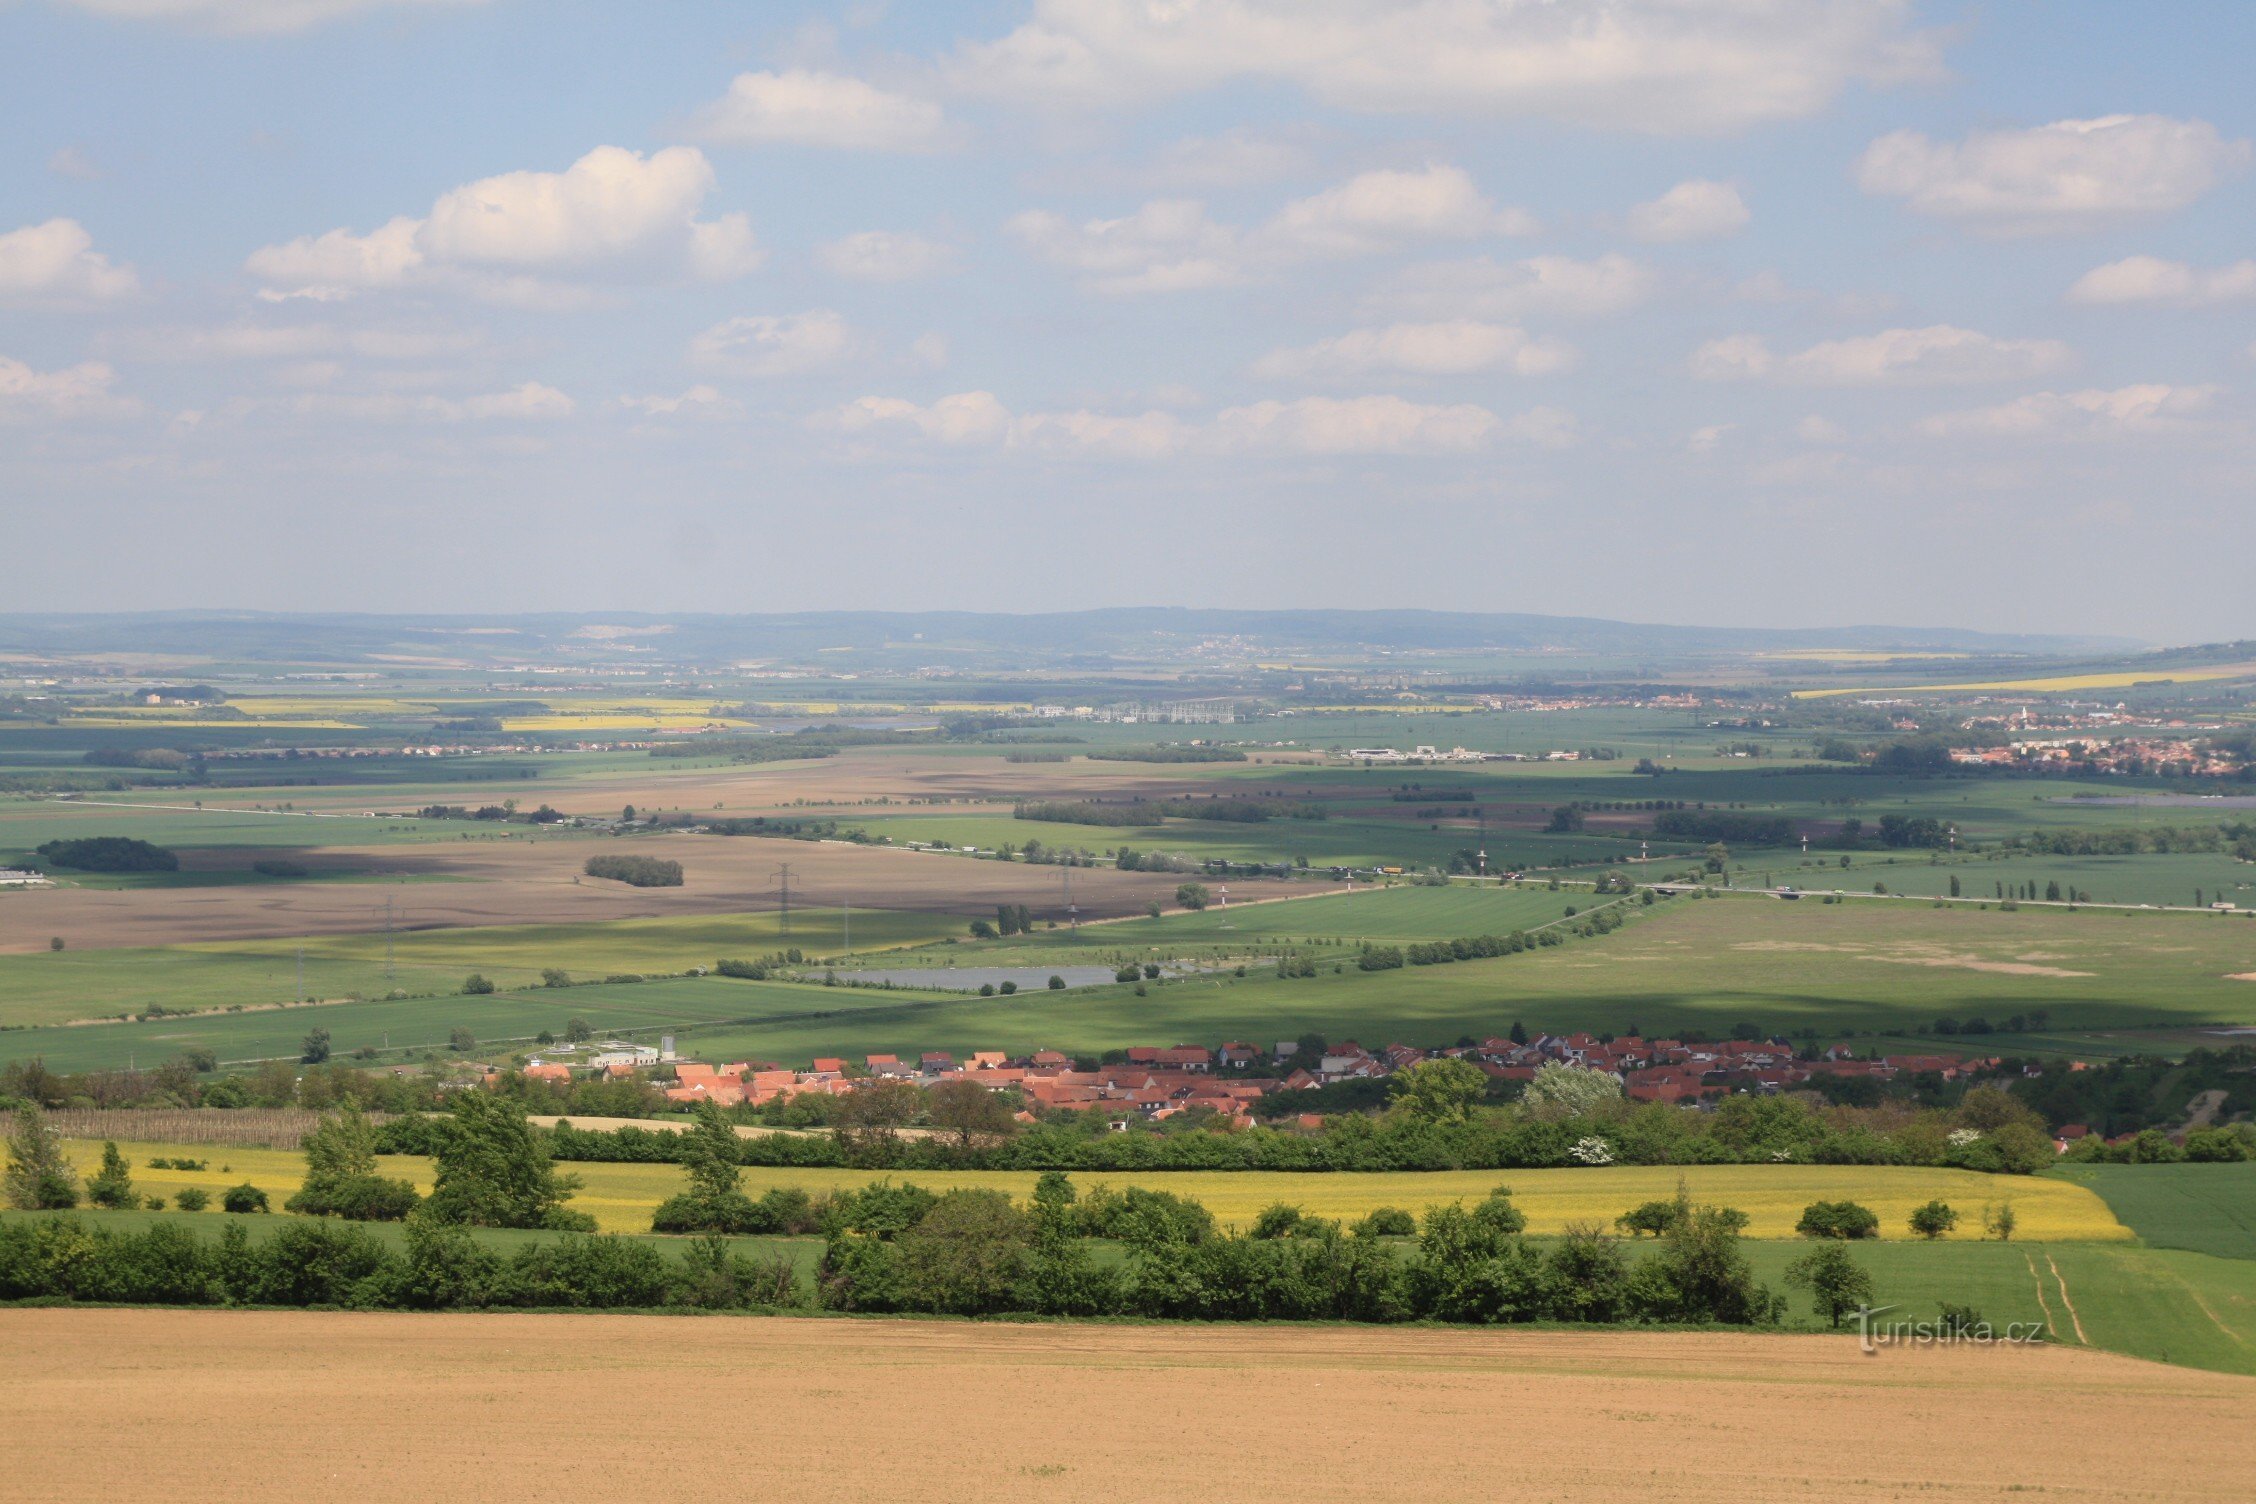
xmin=0 ymin=608 xmax=2146 ymax=668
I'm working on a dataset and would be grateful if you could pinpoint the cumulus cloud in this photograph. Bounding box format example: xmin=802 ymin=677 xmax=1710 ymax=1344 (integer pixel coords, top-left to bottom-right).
xmin=59 ymin=0 xmax=488 ymax=32
xmin=1691 ymin=325 xmax=2075 ymax=385
xmin=618 ymin=385 xmax=735 ymax=418
xmin=0 ymin=353 xmax=138 ymax=420
xmin=819 ymin=389 xmax=1566 ymax=457
xmin=816 ymin=231 xmax=955 ymax=283
xmin=1858 ymin=116 xmax=2251 ymax=231
xmin=1917 ymin=384 xmax=2222 ymax=440
xmin=690 ymin=69 xmax=953 ymax=152
xmin=1252 ymin=321 xmax=1572 ymax=380
xmin=0 ymin=219 xmax=140 ymax=304
xmin=690 ymin=311 xmax=854 ymax=377
xmin=246 ymin=146 xmax=759 ymax=300
xmin=2067 ymin=255 xmax=2256 ymax=307
xmin=1011 ymin=165 xmax=1530 ymax=293
xmin=103 ymin=322 xmax=478 ymax=362
xmin=1373 ymin=253 xmax=1654 ymax=319
xmin=1627 ymin=179 xmax=1749 ymax=242
xmin=1137 ymin=127 xmax=1319 ymax=189
xmin=278 ymin=380 xmax=573 ymax=423
xmin=946 ymin=0 xmax=1940 ymax=134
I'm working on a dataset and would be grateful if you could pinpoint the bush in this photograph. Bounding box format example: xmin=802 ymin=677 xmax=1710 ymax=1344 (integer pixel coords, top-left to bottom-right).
xmin=1795 ymin=1201 xmax=1879 ymax=1240
xmin=221 ymin=1183 xmax=269 ymax=1214
xmin=1352 ymin=1206 xmax=1416 ymax=1239
xmin=1908 ymin=1200 xmax=1959 ymax=1240
xmin=173 ymin=1186 xmax=211 ymax=1212
xmin=86 ymin=1141 xmax=137 ymax=1210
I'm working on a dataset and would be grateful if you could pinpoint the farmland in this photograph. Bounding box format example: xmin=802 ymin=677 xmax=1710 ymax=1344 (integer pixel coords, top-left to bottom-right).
xmin=7 ymin=1310 xmax=2248 ymax=1504
xmin=53 ymin=1138 xmax=2132 ymax=1241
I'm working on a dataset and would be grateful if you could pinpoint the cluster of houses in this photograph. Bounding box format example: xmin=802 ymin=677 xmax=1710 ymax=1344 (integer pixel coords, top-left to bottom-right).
xmin=516 ymin=1029 xmax=1992 ymax=1125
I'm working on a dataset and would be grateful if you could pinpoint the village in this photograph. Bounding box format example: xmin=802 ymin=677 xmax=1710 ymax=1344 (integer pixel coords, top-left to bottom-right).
xmin=520 ymin=1029 xmax=1996 ymax=1127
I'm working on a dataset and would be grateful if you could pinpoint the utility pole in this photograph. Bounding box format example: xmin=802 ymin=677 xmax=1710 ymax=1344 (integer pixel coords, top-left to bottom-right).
xmin=772 ymin=863 xmax=796 ymax=936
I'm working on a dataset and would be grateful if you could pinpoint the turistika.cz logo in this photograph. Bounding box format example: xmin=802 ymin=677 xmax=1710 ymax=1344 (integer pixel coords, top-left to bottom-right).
xmin=1854 ymin=1305 xmax=2046 ymax=1356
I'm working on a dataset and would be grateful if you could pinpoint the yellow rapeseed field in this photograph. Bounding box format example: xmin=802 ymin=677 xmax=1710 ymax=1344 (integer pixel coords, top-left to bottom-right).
xmin=69 ymin=1141 xmax=2129 ymax=1242
xmin=1796 ymin=662 xmax=2256 ymax=698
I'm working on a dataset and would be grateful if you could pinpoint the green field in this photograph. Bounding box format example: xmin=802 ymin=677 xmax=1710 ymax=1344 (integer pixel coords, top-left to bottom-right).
xmin=2052 ymin=1163 xmax=2256 ymax=1260
xmin=0 ymin=908 xmax=960 ymax=1029
xmin=0 ymin=973 xmax=962 ymax=1072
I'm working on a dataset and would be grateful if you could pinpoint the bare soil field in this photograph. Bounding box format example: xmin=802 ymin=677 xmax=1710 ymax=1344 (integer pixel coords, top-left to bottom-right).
xmin=2 ymin=1310 xmax=2248 ymax=1503
xmin=0 ymin=832 xmax=1331 ymax=951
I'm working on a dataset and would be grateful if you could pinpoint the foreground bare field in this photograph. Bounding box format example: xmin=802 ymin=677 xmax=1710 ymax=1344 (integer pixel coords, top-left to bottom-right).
xmin=0 ymin=832 xmax=1329 ymax=951
xmin=3 ymin=1310 xmax=2249 ymax=1502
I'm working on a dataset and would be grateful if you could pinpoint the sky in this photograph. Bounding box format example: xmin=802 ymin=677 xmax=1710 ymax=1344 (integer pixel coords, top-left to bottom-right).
xmin=2 ymin=0 xmax=2253 ymax=642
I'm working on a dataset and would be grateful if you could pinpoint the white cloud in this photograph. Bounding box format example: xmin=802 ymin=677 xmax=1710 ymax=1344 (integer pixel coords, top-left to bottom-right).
xmin=105 ymin=322 xmax=478 ymax=362
xmin=246 ymin=147 xmax=759 ymax=300
xmin=0 ymin=353 xmax=137 ymax=420
xmin=1262 ymin=165 xmax=1536 ymax=255
xmin=948 ymin=0 xmax=1940 ymax=134
xmin=1252 ymin=321 xmax=1572 ymax=380
xmin=60 ymin=0 xmax=488 ymax=33
xmin=1688 ymin=423 xmax=1734 ymax=453
xmin=618 ymin=385 xmax=734 ymax=418
xmin=1210 ymin=394 xmax=1522 ymax=455
xmin=816 ymin=231 xmax=954 ymax=283
xmin=1858 ymin=116 xmax=2251 ymax=231
xmin=0 ymin=219 xmax=140 ymax=304
xmin=1918 ymin=384 xmax=2222 ymax=440
xmin=820 ymin=389 xmax=1563 ymax=458
xmin=1008 ymin=199 xmax=1244 ymax=294
xmin=47 ymin=147 xmax=103 ymax=181
xmin=278 ymin=380 xmax=573 ymax=423
xmin=1797 ymin=414 xmax=1849 ymax=444
xmin=1138 ymin=127 xmax=1318 ymax=189
xmin=1374 ymin=253 xmax=1654 ymax=319
xmin=690 ymin=69 xmax=952 ymax=152
xmin=1627 ymin=179 xmax=1749 ymax=242
xmin=828 ymin=391 xmax=1016 ymax=446
xmin=1012 ymin=164 xmax=1530 ymax=293
xmin=2067 ymin=255 xmax=2256 ymax=307
xmin=690 ymin=311 xmax=853 ymax=377
xmin=1691 ymin=326 xmax=2075 ymax=385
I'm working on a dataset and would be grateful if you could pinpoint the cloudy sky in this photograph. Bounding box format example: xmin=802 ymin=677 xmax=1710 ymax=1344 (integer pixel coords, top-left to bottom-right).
xmin=3 ymin=1 xmax=2252 ymax=641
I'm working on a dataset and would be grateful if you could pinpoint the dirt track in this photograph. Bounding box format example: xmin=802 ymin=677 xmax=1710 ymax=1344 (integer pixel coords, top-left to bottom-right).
xmin=0 ymin=833 xmax=1332 ymax=952
xmin=3 ymin=1309 xmax=2250 ymax=1502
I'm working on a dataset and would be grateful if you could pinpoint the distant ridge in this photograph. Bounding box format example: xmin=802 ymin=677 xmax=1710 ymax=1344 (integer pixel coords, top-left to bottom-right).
xmin=0 ymin=609 xmax=2146 ymax=665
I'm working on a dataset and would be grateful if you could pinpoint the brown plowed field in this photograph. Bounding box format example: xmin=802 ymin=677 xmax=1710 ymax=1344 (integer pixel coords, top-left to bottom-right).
xmin=0 ymin=833 xmax=1332 ymax=951
xmin=3 ymin=1309 xmax=2249 ymax=1502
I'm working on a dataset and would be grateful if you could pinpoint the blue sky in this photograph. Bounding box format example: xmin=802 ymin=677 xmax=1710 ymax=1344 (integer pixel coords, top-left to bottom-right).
xmin=3 ymin=0 xmax=2252 ymax=641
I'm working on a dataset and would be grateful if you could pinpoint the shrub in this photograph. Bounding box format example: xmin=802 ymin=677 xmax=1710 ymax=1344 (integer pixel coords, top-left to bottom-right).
xmin=1795 ymin=1201 xmax=1879 ymax=1240
xmin=1249 ymin=1203 xmax=1306 ymax=1240
xmin=3 ymin=1106 xmax=79 ymax=1210
xmin=86 ymin=1141 xmax=138 ymax=1210
xmin=221 ymin=1183 xmax=269 ymax=1214
xmin=1616 ymin=1199 xmax=1680 ymax=1237
xmin=1908 ymin=1200 xmax=1958 ymax=1240
xmin=1352 ymin=1207 xmax=1416 ymax=1239
xmin=173 ymin=1186 xmax=211 ymax=1213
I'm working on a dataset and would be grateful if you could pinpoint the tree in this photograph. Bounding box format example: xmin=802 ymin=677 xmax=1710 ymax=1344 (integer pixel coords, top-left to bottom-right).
xmin=1389 ymin=1058 xmax=1488 ymax=1124
xmin=1175 ymin=882 xmax=1210 ymax=911
xmin=834 ymin=1078 xmax=922 ymax=1157
xmin=222 ymin=1182 xmax=269 ymax=1213
xmin=565 ymin=1017 xmax=593 ymax=1043
xmin=461 ymin=975 xmax=495 ymax=996
xmin=1795 ymin=1200 xmax=1879 ymax=1240
xmin=925 ymin=1078 xmax=1018 ymax=1147
xmin=420 ymin=1091 xmax=589 ymax=1230
xmin=1983 ymin=1202 xmax=2018 ymax=1241
xmin=3 ymin=1105 xmax=78 ymax=1210
xmin=301 ymin=1028 xmax=332 ymax=1065
xmin=86 ymin=1140 xmax=137 ymax=1209
xmin=1908 ymin=1200 xmax=1958 ymax=1240
xmin=540 ymin=968 xmax=570 ymax=989
xmin=1047 ymin=974 xmax=1066 ymax=990
xmin=1520 ymin=1062 xmax=1624 ymax=1121
xmin=449 ymin=1027 xmax=476 ymax=1052
xmin=48 ymin=936 xmax=63 ymax=952
xmin=289 ymin=1103 xmax=419 ymax=1220
xmin=1508 ymin=1020 xmax=1528 ymax=1046
xmin=1785 ymin=1242 xmax=1874 ymax=1327
xmin=893 ymin=1190 xmax=1034 ymax=1315
xmin=1616 ymin=1200 xmax=1679 ymax=1238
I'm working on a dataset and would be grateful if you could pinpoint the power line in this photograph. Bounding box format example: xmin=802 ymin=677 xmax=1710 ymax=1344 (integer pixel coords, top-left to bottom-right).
xmin=772 ymin=863 xmax=796 ymax=936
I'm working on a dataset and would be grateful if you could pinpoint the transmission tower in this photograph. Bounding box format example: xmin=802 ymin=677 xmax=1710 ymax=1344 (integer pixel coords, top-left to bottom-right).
xmin=772 ymin=863 xmax=797 ymax=936
xmin=1054 ymin=865 xmax=1079 ymax=928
